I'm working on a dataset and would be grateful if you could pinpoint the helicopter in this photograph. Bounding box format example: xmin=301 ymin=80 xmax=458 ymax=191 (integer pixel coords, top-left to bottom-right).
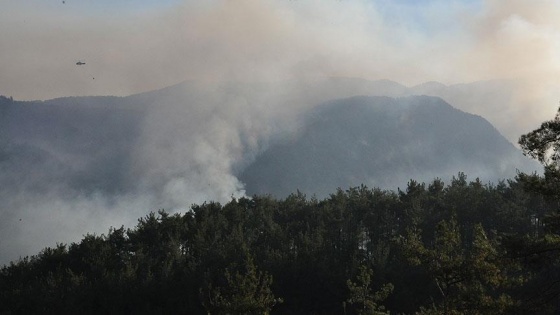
xmin=76 ymin=61 xmax=86 ymax=65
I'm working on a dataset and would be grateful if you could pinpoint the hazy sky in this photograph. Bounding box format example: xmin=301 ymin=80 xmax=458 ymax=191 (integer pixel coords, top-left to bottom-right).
xmin=2 ymin=0 xmax=558 ymax=126
xmin=0 ymin=1 xmax=543 ymax=91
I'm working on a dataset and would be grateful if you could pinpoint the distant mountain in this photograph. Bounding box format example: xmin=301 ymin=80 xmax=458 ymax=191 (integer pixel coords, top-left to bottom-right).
xmin=0 ymin=81 xmax=539 ymax=199
xmin=408 ymin=79 xmax=519 ymax=140
xmin=239 ymin=95 xmax=539 ymax=198
xmin=0 ymin=95 xmax=146 ymax=195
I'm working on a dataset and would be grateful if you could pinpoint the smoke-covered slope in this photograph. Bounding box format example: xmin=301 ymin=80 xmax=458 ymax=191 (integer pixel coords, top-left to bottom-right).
xmin=0 ymin=95 xmax=145 ymax=195
xmin=0 ymin=80 xmax=541 ymax=264
xmin=239 ymin=95 xmax=539 ymax=198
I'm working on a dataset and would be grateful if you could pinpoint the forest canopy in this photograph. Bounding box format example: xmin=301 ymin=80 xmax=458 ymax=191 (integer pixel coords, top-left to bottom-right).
xmin=1 ymin=173 xmax=559 ymax=314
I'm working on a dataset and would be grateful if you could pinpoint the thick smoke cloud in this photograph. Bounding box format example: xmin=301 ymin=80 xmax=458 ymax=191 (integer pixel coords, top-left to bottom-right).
xmin=456 ymin=0 xmax=560 ymax=139
xmin=0 ymin=0 xmax=558 ymax=264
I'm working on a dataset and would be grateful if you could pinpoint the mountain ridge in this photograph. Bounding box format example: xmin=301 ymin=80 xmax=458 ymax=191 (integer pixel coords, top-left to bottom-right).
xmin=239 ymin=95 xmax=538 ymax=198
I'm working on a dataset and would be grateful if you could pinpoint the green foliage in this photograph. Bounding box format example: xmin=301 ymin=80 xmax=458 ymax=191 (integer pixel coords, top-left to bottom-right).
xmin=1 ymin=177 xmax=558 ymax=314
xmin=200 ymin=249 xmax=280 ymax=314
xmin=519 ymin=107 xmax=560 ymax=167
xmin=346 ymin=265 xmax=393 ymax=315
xmin=400 ymin=218 xmax=517 ymax=314
xmin=515 ymin=106 xmax=560 ymax=313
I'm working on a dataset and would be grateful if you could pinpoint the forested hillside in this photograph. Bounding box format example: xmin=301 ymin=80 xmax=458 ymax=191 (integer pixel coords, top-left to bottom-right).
xmin=2 ymin=170 xmax=560 ymax=314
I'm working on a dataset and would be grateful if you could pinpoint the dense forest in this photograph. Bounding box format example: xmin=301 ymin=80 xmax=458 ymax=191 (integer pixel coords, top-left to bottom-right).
xmin=2 ymin=109 xmax=560 ymax=315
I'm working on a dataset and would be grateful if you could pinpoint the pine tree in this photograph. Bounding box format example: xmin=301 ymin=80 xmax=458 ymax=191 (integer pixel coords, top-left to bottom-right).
xmin=346 ymin=265 xmax=393 ymax=315
xmin=200 ymin=248 xmax=281 ymax=315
